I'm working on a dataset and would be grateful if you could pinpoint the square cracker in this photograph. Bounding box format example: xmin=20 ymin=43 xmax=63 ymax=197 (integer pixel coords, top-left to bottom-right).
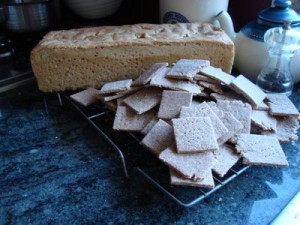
xmin=159 ymin=145 xmax=215 ymax=181
xmin=180 ymin=102 xmax=228 ymax=140
xmin=212 ymin=144 xmax=240 ymax=177
xmin=132 ymin=62 xmax=168 ymax=86
xmin=140 ymin=119 xmax=174 ymax=156
xmin=172 ymin=117 xmax=219 ymax=153
xmin=113 ymin=106 xmax=155 ymax=131
xmin=199 ymin=66 xmax=235 ymax=86
xmin=150 ymin=67 xmax=203 ymax=95
xmin=166 ymin=59 xmax=209 ymax=80
xmin=217 ymin=100 xmax=252 ymax=135
xmin=158 ymin=90 xmax=193 ymax=119
xmin=170 ymin=169 xmax=215 ymax=188
xmin=123 ymin=87 xmax=162 ymax=114
xmin=235 ymin=134 xmax=288 ymax=166
xmin=217 ymin=111 xmax=244 ymax=144
xmin=230 ymin=75 xmax=266 ymax=107
xmin=251 ymin=110 xmax=277 ymax=131
xmin=262 ymin=116 xmax=299 ymax=142
xmin=99 ymin=79 xmax=132 ymax=94
xmin=266 ymin=94 xmax=300 ymax=117
xmin=207 ymin=102 xmax=244 ymax=144
xmin=70 ymin=88 xmax=100 ymax=106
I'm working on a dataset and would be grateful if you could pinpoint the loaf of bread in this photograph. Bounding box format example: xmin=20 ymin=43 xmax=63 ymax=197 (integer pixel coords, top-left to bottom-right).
xmin=31 ymin=23 xmax=234 ymax=92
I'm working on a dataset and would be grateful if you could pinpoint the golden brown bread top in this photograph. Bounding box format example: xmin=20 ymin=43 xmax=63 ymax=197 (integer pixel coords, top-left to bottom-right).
xmin=36 ymin=23 xmax=233 ymax=48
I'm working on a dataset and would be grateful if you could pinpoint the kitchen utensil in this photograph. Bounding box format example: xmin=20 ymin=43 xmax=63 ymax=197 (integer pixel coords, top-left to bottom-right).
xmin=216 ymin=0 xmax=300 ymax=82
xmin=257 ymin=21 xmax=300 ymax=95
xmin=0 ymin=0 xmax=61 ymax=33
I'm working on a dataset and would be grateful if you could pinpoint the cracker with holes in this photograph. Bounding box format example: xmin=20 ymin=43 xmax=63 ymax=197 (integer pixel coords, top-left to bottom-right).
xmin=217 ymin=111 xmax=244 ymax=145
xmin=266 ymin=94 xmax=300 ymax=117
xmin=132 ymin=62 xmax=169 ymax=86
xmin=172 ymin=117 xmax=219 ymax=153
xmin=166 ymin=59 xmax=210 ymax=80
xmin=180 ymin=102 xmax=228 ymax=140
xmin=159 ymin=146 xmax=215 ymax=181
xmin=113 ymin=106 xmax=155 ymax=131
xmin=217 ymin=100 xmax=252 ymax=135
xmin=99 ymin=79 xmax=132 ymax=94
xmin=251 ymin=110 xmax=277 ymax=131
xmin=123 ymin=87 xmax=162 ymax=114
xmin=236 ymin=134 xmax=288 ymax=166
xmin=140 ymin=119 xmax=174 ymax=156
xmin=70 ymin=88 xmax=100 ymax=106
xmin=170 ymin=169 xmax=215 ymax=188
xmin=150 ymin=67 xmax=203 ymax=95
xmin=230 ymin=75 xmax=266 ymax=107
xmin=158 ymin=90 xmax=193 ymax=119
xmin=262 ymin=116 xmax=299 ymax=142
xmin=200 ymin=66 xmax=235 ymax=85
xmin=212 ymin=144 xmax=240 ymax=177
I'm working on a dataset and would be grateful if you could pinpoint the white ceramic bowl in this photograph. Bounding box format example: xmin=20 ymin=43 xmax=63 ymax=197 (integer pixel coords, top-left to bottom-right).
xmin=64 ymin=0 xmax=123 ymax=19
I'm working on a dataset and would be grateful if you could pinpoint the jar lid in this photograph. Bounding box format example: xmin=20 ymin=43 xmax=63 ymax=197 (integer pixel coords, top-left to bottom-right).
xmin=264 ymin=21 xmax=300 ymax=51
xmin=258 ymin=0 xmax=300 ymax=27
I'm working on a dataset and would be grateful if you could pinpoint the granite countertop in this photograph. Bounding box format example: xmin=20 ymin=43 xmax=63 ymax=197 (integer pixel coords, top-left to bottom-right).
xmin=0 ymin=81 xmax=299 ymax=225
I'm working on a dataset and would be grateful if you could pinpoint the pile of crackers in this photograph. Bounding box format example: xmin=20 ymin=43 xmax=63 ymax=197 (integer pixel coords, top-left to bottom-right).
xmin=70 ymin=59 xmax=300 ymax=188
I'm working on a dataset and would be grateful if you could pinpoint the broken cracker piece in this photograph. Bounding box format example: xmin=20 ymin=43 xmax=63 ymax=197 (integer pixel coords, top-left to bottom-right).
xmin=132 ymin=62 xmax=168 ymax=86
xmin=99 ymin=79 xmax=132 ymax=94
xmin=266 ymin=94 xmax=300 ymax=117
xmin=123 ymin=87 xmax=162 ymax=114
xmin=70 ymin=88 xmax=100 ymax=106
xmin=262 ymin=116 xmax=299 ymax=142
xmin=166 ymin=59 xmax=209 ymax=80
xmin=150 ymin=67 xmax=203 ymax=95
xmin=170 ymin=169 xmax=215 ymax=188
xmin=212 ymin=144 xmax=240 ymax=177
xmin=251 ymin=110 xmax=277 ymax=131
xmin=159 ymin=145 xmax=215 ymax=181
xmin=235 ymin=134 xmax=288 ymax=166
xmin=113 ymin=106 xmax=155 ymax=131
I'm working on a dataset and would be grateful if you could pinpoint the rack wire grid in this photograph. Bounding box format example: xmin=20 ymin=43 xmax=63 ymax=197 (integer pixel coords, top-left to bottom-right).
xmin=62 ymin=94 xmax=251 ymax=208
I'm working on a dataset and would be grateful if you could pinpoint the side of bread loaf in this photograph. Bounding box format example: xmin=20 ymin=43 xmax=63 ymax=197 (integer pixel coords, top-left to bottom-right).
xmin=31 ymin=23 xmax=234 ymax=92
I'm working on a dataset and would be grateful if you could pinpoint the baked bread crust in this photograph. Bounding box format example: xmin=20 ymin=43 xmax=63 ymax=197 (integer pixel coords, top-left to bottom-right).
xmin=31 ymin=23 xmax=234 ymax=92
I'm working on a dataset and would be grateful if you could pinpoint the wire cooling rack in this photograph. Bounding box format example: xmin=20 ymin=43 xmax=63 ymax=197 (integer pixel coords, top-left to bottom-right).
xmin=63 ymin=94 xmax=250 ymax=207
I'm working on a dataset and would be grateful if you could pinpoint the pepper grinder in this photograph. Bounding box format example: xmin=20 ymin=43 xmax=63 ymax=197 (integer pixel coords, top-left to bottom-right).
xmin=256 ymin=21 xmax=300 ymax=96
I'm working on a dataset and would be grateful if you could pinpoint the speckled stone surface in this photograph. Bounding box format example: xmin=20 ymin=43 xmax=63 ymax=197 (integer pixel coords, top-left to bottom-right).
xmin=0 ymin=82 xmax=299 ymax=225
